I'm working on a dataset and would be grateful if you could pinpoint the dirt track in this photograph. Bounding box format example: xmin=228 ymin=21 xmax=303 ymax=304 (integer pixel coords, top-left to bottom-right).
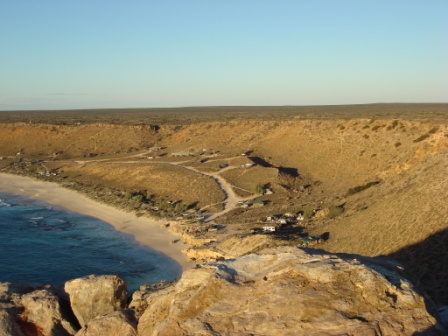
xmin=71 ymin=151 xmax=258 ymax=222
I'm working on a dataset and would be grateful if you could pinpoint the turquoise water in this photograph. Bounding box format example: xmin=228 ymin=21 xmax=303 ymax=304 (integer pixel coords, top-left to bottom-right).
xmin=0 ymin=193 xmax=182 ymax=292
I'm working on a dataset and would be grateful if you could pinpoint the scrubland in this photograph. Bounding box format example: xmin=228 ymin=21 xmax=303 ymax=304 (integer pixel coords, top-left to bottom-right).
xmin=0 ymin=104 xmax=447 ymax=304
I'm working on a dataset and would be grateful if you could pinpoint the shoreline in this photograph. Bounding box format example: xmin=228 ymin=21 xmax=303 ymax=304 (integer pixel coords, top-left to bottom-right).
xmin=0 ymin=173 xmax=193 ymax=272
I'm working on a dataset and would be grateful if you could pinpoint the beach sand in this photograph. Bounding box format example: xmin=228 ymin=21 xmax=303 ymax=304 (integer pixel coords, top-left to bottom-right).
xmin=0 ymin=173 xmax=193 ymax=271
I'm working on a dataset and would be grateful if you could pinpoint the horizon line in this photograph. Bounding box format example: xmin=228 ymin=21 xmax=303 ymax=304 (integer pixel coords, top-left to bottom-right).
xmin=1 ymin=102 xmax=448 ymax=113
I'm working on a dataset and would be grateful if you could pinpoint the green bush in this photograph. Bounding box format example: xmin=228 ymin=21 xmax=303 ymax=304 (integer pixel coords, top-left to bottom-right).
xmin=174 ymin=202 xmax=188 ymax=213
xmin=133 ymin=194 xmax=143 ymax=203
xmin=327 ymin=205 xmax=344 ymax=219
xmin=157 ymin=199 xmax=174 ymax=211
xmin=303 ymin=207 xmax=314 ymax=219
xmin=254 ymin=183 xmax=265 ymax=195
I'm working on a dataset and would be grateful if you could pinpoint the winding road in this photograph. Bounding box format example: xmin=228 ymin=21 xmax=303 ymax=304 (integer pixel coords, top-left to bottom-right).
xmin=72 ymin=150 xmax=258 ymax=222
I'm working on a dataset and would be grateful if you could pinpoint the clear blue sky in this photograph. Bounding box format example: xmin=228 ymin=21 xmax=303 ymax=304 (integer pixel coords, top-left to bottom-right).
xmin=1 ymin=0 xmax=447 ymax=110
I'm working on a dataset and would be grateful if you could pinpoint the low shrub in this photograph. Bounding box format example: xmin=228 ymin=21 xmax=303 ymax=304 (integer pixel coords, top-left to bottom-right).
xmin=327 ymin=205 xmax=344 ymax=219
xmin=346 ymin=181 xmax=380 ymax=196
xmin=386 ymin=120 xmax=399 ymax=130
xmin=303 ymin=207 xmax=314 ymax=219
xmin=413 ymin=127 xmax=439 ymax=143
xmin=254 ymin=183 xmax=265 ymax=195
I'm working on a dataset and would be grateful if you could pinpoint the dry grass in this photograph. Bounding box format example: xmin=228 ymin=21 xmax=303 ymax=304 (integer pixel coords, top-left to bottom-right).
xmin=60 ymin=162 xmax=225 ymax=208
xmin=220 ymin=166 xmax=279 ymax=196
xmin=1 ymin=103 xmax=447 ymax=303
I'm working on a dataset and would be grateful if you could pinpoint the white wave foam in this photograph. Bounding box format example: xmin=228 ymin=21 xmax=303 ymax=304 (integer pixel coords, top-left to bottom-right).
xmin=0 ymin=199 xmax=11 ymax=207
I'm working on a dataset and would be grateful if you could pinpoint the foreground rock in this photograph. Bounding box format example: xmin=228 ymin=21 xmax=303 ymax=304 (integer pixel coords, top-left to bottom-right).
xmin=64 ymin=275 xmax=127 ymax=328
xmin=0 ymin=309 xmax=25 ymax=336
xmin=0 ymin=283 xmax=76 ymax=336
xmin=21 ymin=289 xmax=77 ymax=335
xmin=1 ymin=248 xmax=446 ymax=335
xmin=75 ymin=310 xmax=137 ymax=336
xmin=138 ymin=247 xmax=444 ymax=335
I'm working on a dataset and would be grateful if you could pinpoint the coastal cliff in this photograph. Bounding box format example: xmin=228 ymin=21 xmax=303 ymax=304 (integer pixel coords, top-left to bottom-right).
xmin=1 ymin=248 xmax=445 ymax=336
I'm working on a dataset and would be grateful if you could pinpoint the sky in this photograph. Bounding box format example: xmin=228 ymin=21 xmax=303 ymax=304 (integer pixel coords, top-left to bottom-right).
xmin=0 ymin=1 xmax=447 ymax=110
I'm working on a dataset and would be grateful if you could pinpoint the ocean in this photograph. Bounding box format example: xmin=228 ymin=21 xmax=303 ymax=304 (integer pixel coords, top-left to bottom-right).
xmin=0 ymin=192 xmax=182 ymax=292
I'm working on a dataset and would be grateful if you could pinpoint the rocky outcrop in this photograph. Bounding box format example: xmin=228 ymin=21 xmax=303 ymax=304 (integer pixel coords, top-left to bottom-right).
xmin=216 ymin=234 xmax=281 ymax=257
xmin=182 ymin=234 xmax=285 ymax=264
xmin=1 ymin=248 xmax=446 ymax=335
xmin=182 ymin=247 xmax=225 ymax=263
xmin=0 ymin=310 xmax=25 ymax=336
xmin=64 ymin=275 xmax=127 ymax=328
xmin=128 ymin=281 xmax=173 ymax=319
xmin=138 ymin=247 xmax=444 ymax=335
xmin=0 ymin=283 xmax=76 ymax=336
xmin=20 ymin=289 xmax=77 ymax=336
xmin=74 ymin=310 xmax=137 ymax=336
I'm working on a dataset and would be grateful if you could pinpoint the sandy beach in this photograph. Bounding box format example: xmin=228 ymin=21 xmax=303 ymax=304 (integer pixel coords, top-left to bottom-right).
xmin=0 ymin=173 xmax=193 ymax=271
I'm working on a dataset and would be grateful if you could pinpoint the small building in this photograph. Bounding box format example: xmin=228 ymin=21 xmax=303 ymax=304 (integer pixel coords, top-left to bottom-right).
xmin=263 ymin=226 xmax=276 ymax=232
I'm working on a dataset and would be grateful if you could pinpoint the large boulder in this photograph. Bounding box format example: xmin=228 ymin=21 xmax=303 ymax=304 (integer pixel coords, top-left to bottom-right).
xmin=74 ymin=310 xmax=137 ymax=336
xmin=0 ymin=282 xmax=30 ymax=336
xmin=64 ymin=275 xmax=127 ymax=328
xmin=138 ymin=247 xmax=444 ymax=335
xmin=20 ymin=289 xmax=77 ymax=336
xmin=128 ymin=281 xmax=172 ymax=319
xmin=0 ymin=309 xmax=25 ymax=336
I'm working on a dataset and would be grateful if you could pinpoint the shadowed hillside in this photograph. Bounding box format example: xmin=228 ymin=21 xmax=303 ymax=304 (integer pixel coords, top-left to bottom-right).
xmin=388 ymin=229 xmax=448 ymax=306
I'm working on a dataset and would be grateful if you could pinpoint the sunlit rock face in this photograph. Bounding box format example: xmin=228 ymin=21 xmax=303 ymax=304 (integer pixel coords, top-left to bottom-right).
xmin=138 ymin=247 xmax=444 ymax=336
xmin=64 ymin=275 xmax=128 ymax=328
xmin=0 ymin=248 xmax=445 ymax=335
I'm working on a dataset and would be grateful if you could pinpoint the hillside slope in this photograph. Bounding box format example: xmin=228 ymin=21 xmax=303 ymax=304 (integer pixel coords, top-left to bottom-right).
xmin=0 ymin=109 xmax=447 ymax=303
